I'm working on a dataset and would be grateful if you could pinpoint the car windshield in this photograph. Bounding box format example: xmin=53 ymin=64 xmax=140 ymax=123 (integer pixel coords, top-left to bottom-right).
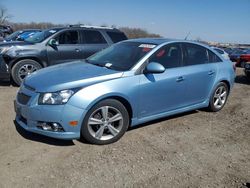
xmin=87 ymin=42 xmax=156 ymax=71
xmin=24 ymin=29 xmax=60 ymax=43
xmin=4 ymin=31 xmax=22 ymax=41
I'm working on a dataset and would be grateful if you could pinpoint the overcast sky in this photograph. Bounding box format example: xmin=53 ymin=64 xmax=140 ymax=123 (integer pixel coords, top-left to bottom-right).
xmin=1 ymin=0 xmax=250 ymax=44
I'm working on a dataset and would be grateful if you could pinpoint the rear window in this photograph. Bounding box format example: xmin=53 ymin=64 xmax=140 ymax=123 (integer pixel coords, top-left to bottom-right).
xmin=106 ymin=31 xmax=127 ymax=43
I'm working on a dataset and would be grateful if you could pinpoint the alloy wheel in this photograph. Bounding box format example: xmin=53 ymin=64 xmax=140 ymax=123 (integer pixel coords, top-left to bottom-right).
xmin=18 ymin=64 xmax=38 ymax=80
xmin=87 ymin=106 xmax=124 ymax=141
xmin=213 ymin=86 xmax=227 ymax=109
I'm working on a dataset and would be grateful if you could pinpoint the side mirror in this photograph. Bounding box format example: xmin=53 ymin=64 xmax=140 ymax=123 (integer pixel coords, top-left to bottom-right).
xmin=144 ymin=62 xmax=165 ymax=74
xmin=48 ymin=39 xmax=58 ymax=47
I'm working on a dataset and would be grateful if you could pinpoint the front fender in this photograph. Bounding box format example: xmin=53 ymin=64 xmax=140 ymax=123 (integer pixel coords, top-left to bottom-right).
xmin=68 ymin=75 xmax=140 ymax=118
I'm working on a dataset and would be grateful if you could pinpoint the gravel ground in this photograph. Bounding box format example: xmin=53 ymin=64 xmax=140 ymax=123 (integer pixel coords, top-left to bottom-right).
xmin=0 ymin=69 xmax=249 ymax=188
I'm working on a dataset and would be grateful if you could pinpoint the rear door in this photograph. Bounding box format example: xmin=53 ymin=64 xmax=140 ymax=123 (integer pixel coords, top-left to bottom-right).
xmin=181 ymin=43 xmax=220 ymax=105
xmin=80 ymin=30 xmax=109 ymax=58
xmin=47 ymin=30 xmax=84 ymax=65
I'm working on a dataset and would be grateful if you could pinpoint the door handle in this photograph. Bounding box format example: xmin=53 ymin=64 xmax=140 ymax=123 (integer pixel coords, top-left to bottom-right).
xmin=75 ymin=48 xmax=81 ymax=52
xmin=176 ymin=76 xmax=184 ymax=82
xmin=208 ymin=70 xmax=215 ymax=75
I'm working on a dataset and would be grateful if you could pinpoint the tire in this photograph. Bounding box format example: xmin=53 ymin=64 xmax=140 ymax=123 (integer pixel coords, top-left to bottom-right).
xmin=11 ymin=59 xmax=42 ymax=86
xmin=81 ymin=99 xmax=129 ymax=145
xmin=245 ymin=71 xmax=250 ymax=80
xmin=208 ymin=82 xmax=229 ymax=112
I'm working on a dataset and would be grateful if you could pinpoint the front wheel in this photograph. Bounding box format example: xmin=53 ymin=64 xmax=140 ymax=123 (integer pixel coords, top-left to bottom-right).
xmin=81 ymin=99 xmax=129 ymax=145
xmin=11 ymin=59 xmax=42 ymax=86
xmin=208 ymin=82 xmax=229 ymax=112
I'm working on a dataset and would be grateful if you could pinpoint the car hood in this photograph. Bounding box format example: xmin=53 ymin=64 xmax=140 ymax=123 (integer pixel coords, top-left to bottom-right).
xmin=0 ymin=41 xmax=26 ymax=47
xmin=24 ymin=60 xmax=123 ymax=92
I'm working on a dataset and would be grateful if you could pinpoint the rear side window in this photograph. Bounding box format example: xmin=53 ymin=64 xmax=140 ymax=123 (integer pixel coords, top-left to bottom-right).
xmin=84 ymin=30 xmax=107 ymax=44
xmin=214 ymin=48 xmax=224 ymax=54
xmin=184 ymin=43 xmax=209 ymax=66
xmin=208 ymin=50 xmax=222 ymax=63
xmin=149 ymin=43 xmax=182 ymax=69
xmin=56 ymin=31 xmax=79 ymax=44
xmin=106 ymin=32 xmax=127 ymax=43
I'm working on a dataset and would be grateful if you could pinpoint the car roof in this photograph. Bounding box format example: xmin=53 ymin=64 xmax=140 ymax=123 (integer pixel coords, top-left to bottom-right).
xmin=46 ymin=26 xmax=123 ymax=33
xmin=125 ymin=38 xmax=210 ymax=47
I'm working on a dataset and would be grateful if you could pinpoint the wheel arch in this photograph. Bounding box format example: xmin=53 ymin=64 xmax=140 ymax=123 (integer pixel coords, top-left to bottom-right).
xmin=85 ymin=94 xmax=134 ymax=124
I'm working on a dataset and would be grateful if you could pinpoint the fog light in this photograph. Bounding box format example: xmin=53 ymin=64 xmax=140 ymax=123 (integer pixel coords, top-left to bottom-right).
xmin=37 ymin=122 xmax=64 ymax=132
xmin=40 ymin=122 xmax=53 ymax=131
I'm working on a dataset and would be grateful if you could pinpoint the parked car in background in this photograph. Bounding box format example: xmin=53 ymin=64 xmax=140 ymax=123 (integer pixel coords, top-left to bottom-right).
xmin=0 ymin=25 xmax=13 ymax=37
xmin=239 ymin=50 xmax=250 ymax=67
xmin=3 ymin=29 xmax=42 ymax=42
xmin=1 ymin=25 xmax=127 ymax=85
xmin=229 ymin=49 xmax=248 ymax=67
xmin=212 ymin=47 xmax=230 ymax=60
xmin=244 ymin=62 xmax=250 ymax=80
xmin=14 ymin=39 xmax=235 ymax=144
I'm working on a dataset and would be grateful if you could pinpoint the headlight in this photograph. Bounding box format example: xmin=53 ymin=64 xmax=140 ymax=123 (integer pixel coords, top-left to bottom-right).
xmin=0 ymin=46 xmax=11 ymax=54
xmin=38 ymin=90 xmax=75 ymax=105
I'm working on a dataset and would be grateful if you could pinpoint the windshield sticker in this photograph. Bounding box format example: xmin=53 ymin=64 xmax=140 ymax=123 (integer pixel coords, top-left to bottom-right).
xmin=139 ymin=44 xmax=156 ymax=48
xmin=105 ymin=63 xmax=112 ymax=67
xmin=49 ymin=30 xmax=57 ymax=33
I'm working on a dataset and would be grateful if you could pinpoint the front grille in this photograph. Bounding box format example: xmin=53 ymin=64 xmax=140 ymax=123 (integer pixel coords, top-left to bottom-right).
xmin=17 ymin=92 xmax=31 ymax=105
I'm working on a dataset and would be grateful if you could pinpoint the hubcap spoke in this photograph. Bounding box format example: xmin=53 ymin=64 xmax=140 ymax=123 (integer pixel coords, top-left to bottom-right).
xmin=101 ymin=106 xmax=109 ymax=120
xmin=108 ymin=113 xmax=122 ymax=123
xmin=220 ymin=91 xmax=226 ymax=98
xmin=107 ymin=124 xmax=119 ymax=136
xmin=214 ymin=98 xmax=219 ymax=106
xmin=95 ymin=126 xmax=105 ymax=139
xmin=89 ymin=117 xmax=103 ymax=125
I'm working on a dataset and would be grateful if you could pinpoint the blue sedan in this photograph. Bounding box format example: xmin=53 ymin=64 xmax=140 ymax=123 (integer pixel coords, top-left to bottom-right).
xmin=14 ymin=38 xmax=235 ymax=144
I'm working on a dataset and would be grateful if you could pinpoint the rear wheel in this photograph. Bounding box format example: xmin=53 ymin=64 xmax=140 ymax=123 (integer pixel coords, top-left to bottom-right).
xmin=208 ymin=82 xmax=229 ymax=112
xmin=81 ymin=99 xmax=129 ymax=145
xmin=245 ymin=70 xmax=250 ymax=80
xmin=11 ymin=59 xmax=42 ymax=86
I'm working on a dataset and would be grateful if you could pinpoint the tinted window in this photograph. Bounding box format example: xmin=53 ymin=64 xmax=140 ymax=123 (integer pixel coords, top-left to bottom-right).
xmin=56 ymin=31 xmax=79 ymax=44
xmin=107 ymin=32 xmax=127 ymax=43
xmin=84 ymin=30 xmax=107 ymax=44
xmin=208 ymin=50 xmax=222 ymax=63
xmin=149 ymin=43 xmax=182 ymax=69
xmin=87 ymin=42 xmax=155 ymax=71
xmin=214 ymin=48 xmax=224 ymax=54
xmin=184 ymin=43 xmax=209 ymax=66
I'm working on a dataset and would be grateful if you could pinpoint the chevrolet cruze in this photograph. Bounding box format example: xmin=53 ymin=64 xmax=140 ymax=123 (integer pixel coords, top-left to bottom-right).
xmin=14 ymin=39 xmax=235 ymax=145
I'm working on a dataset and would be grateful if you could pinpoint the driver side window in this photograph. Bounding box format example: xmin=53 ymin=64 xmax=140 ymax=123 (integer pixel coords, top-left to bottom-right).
xmin=149 ymin=43 xmax=182 ymax=69
xmin=55 ymin=31 xmax=79 ymax=45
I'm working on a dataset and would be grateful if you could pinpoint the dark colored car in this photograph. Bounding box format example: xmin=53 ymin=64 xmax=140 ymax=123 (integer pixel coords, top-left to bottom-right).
xmin=229 ymin=49 xmax=249 ymax=67
xmin=0 ymin=25 xmax=13 ymax=35
xmin=244 ymin=62 xmax=250 ymax=79
xmin=1 ymin=25 xmax=127 ymax=85
xmin=3 ymin=29 xmax=42 ymax=42
xmin=240 ymin=50 xmax=250 ymax=66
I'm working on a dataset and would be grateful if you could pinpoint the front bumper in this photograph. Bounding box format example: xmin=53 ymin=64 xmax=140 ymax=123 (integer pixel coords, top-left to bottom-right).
xmin=0 ymin=54 xmax=10 ymax=81
xmin=14 ymin=85 xmax=87 ymax=140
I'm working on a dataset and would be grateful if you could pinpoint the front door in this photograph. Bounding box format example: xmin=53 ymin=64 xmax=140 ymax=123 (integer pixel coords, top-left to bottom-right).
xmin=138 ymin=43 xmax=188 ymax=118
xmin=47 ymin=30 xmax=84 ymax=65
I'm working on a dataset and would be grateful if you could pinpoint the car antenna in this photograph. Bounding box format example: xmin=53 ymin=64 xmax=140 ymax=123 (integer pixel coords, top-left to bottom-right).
xmin=184 ymin=31 xmax=191 ymax=40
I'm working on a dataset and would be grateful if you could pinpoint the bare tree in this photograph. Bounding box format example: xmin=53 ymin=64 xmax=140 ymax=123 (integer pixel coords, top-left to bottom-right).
xmin=0 ymin=7 xmax=11 ymax=24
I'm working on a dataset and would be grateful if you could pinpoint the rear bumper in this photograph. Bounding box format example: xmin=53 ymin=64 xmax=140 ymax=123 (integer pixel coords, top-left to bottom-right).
xmin=0 ymin=55 xmax=10 ymax=81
